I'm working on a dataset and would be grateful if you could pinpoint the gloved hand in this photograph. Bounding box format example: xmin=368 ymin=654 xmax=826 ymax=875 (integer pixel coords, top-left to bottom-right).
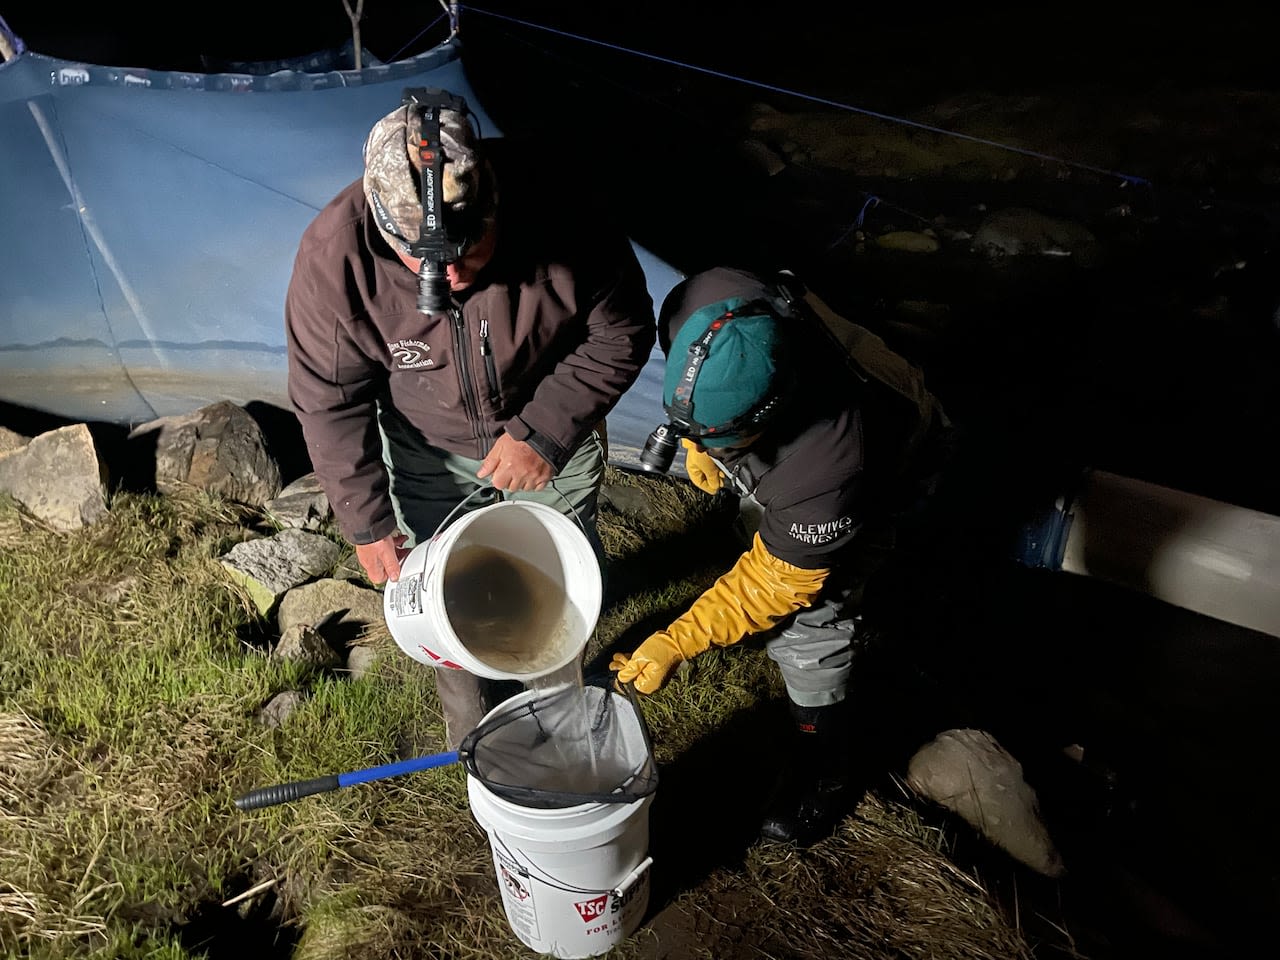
xmin=610 ymin=532 xmax=831 ymax=694
xmin=609 ymin=631 xmax=687 ymax=694
xmin=682 ymin=438 xmax=724 ymax=495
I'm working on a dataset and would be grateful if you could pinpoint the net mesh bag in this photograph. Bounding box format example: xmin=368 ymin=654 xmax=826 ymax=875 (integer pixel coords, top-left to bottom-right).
xmin=459 ymin=672 xmax=658 ymax=809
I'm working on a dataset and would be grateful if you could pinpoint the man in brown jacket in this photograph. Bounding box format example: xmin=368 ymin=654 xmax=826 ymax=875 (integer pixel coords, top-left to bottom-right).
xmin=286 ymin=89 xmax=656 ymax=747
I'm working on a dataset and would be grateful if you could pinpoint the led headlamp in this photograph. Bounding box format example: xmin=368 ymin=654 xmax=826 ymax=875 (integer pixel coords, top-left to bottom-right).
xmin=638 ymin=299 xmax=785 ymax=474
xmin=399 ymin=87 xmax=485 ymax=314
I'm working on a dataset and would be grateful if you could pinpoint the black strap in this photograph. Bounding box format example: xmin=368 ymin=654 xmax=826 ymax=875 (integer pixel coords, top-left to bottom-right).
xmin=667 ymin=298 xmax=780 ymax=438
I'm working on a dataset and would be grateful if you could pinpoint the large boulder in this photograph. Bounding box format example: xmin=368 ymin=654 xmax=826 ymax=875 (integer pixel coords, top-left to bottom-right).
xmin=277 ymin=577 xmax=386 ymax=648
xmin=907 ymin=728 xmax=1065 ymax=878
xmin=129 ymin=401 xmax=281 ymax=506
xmin=0 ymin=423 xmax=108 ymax=531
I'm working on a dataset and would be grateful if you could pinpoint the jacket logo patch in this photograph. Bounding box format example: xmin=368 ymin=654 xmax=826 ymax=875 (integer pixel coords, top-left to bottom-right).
xmin=388 ymin=339 xmax=434 ymax=369
xmin=788 ymin=516 xmax=854 ymax=545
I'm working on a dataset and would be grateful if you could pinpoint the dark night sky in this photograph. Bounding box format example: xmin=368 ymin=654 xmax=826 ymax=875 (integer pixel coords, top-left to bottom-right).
xmin=5 ymin=0 xmax=1277 ymax=511
xmin=4 ymin=2 xmax=1277 ymax=98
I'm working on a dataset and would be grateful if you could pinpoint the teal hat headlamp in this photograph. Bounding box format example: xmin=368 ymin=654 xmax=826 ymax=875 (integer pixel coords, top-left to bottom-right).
xmin=639 ymin=294 xmax=786 ymax=473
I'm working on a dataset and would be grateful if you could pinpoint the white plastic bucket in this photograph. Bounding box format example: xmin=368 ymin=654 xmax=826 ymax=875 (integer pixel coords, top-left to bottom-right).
xmin=467 ymin=692 xmax=654 ymax=959
xmin=383 ymin=500 xmax=602 ymax=681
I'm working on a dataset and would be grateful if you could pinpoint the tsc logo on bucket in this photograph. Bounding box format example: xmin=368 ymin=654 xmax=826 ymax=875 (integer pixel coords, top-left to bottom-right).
xmin=573 ymin=894 xmax=608 ymax=922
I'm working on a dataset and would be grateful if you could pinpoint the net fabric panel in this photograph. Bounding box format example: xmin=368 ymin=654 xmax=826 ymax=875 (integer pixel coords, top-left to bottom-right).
xmin=461 ymin=675 xmax=658 ymax=809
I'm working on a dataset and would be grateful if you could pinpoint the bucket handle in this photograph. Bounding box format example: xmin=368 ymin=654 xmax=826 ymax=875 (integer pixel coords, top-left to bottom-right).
xmin=428 ymin=481 xmax=588 ymax=543
xmin=493 ymin=832 xmax=652 ymax=897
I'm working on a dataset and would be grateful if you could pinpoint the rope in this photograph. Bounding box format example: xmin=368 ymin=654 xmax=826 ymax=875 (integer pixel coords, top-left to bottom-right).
xmin=387 ymin=10 xmax=450 ymax=63
xmin=457 ymin=4 xmax=1152 ymax=190
xmin=826 ymin=196 xmax=882 ymax=252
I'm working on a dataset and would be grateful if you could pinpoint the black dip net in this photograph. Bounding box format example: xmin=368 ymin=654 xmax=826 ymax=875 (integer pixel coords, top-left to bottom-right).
xmin=459 ymin=673 xmax=658 ymax=809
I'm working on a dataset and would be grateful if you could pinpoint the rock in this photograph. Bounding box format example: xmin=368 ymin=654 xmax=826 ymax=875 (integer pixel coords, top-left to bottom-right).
xmin=129 ymin=400 xmax=281 ymax=506
xmin=907 ymin=728 xmax=1065 ymax=878
xmin=264 ymin=472 xmax=331 ymax=530
xmin=875 ymin=231 xmax=941 ymax=254
xmin=970 ymin=207 xmax=1100 ymax=267
xmin=277 ymin=577 xmax=386 ymax=648
xmin=737 ymin=138 xmax=787 ymax=176
xmin=274 ymin=623 xmax=342 ymax=667
xmin=345 ymin=644 xmax=381 ymax=680
xmin=599 ymin=483 xmax=654 ymax=517
xmin=219 ymin=529 xmax=341 ymax=616
xmin=746 ymin=100 xmax=787 ymax=132
xmin=0 ymin=423 xmax=108 ymax=531
xmin=258 ymin=690 xmax=304 ymax=728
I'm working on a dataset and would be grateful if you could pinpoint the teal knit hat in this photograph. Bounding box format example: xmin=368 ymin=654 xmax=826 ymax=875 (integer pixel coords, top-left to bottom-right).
xmin=662 ymin=295 xmax=781 ymax=448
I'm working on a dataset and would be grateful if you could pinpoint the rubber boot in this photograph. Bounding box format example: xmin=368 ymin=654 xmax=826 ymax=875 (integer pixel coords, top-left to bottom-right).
xmin=759 ymin=699 xmax=853 ymax=846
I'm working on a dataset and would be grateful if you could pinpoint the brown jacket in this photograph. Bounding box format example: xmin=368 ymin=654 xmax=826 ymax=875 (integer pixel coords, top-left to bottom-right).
xmin=285 ymin=142 xmax=656 ymax=543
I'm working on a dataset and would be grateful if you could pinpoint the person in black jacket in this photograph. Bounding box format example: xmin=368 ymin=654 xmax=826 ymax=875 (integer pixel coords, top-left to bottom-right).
xmin=612 ymin=265 xmax=952 ymax=845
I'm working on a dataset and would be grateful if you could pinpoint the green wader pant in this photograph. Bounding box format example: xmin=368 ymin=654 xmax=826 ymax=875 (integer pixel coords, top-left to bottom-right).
xmin=377 ymin=403 xmax=606 ymax=750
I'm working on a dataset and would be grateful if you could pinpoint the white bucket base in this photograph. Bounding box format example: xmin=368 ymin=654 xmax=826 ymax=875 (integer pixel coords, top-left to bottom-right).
xmin=469 ymin=782 xmax=653 ymax=958
xmin=466 ymin=689 xmax=654 ymax=958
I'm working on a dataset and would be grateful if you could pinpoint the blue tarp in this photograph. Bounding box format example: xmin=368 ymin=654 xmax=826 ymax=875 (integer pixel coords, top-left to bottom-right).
xmin=0 ymin=33 xmax=677 ymax=463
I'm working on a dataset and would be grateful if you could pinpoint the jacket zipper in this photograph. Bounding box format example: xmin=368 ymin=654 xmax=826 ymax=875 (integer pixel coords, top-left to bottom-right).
xmin=450 ymin=306 xmax=488 ymax=451
xmin=479 ymin=318 xmax=500 ymax=404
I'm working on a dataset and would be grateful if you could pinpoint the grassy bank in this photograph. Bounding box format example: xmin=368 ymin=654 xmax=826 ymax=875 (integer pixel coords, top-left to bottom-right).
xmin=0 ymin=469 xmax=1041 ymax=959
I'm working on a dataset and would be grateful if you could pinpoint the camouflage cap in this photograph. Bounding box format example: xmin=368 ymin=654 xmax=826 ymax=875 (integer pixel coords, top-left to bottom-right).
xmin=362 ymin=98 xmax=483 ymax=253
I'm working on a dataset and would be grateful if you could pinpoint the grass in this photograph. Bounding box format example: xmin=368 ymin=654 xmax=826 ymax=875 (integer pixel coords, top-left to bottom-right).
xmin=0 ymin=469 xmax=1050 ymax=959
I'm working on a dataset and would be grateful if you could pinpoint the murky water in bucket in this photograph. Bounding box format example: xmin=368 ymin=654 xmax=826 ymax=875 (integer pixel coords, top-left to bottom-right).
xmin=443 ymin=544 xmax=584 ymax=675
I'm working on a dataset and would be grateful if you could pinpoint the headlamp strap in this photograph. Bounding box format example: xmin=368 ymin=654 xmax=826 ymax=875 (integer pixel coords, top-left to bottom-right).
xmin=401 ymin=87 xmax=469 ymax=261
xmin=368 ymin=189 xmax=408 ymax=252
xmin=669 ymin=309 xmax=733 ymax=429
xmin=669 ymin=298 xmax=782 ymax=439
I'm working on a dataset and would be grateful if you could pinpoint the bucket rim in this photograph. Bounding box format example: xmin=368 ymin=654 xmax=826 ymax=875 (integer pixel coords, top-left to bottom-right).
xmin=432 ymin=504 xmax=600 ymax=679
xmin=385 ymin=499 xmax=602 ymax=680
xmin=466 ymin=769 xmax=653 ymax=840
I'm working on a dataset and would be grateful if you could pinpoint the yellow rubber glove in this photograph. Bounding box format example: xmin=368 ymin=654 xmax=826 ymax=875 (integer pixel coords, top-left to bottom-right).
xmin=682 ymin=438 xmax=724 ymax=495
xmin=610 ymin=533 xmax=830 ymax=693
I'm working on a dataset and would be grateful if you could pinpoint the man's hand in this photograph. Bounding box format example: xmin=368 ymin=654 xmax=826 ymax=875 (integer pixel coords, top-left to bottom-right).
xmin=477 ymin=433 xmax=554 ymax=491
xmin=355 ymin=533 xmax=410 ymax=585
